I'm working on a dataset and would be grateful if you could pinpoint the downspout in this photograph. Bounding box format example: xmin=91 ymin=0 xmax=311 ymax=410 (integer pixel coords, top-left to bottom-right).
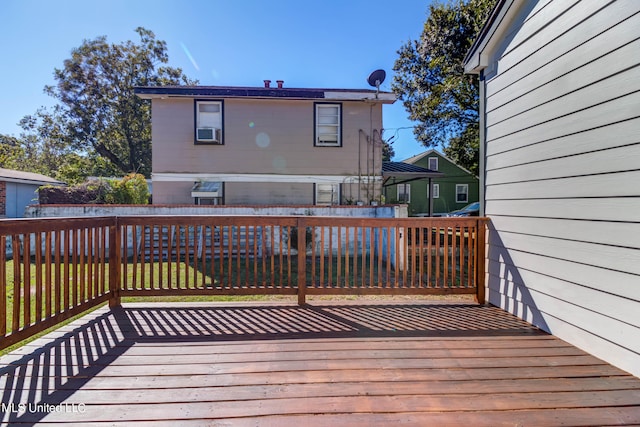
xmin=358 ymin=129 xmax=365 ymax=202
xmin=479 ymin=69 xmax=487 ymax=217
xmin=369 ymin=103 xmax=374 ymax=203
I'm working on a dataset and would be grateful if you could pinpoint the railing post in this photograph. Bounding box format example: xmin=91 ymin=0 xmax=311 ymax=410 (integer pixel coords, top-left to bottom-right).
xmin=109 ymin=218 xmax=121 ymax=308
xmin=297 ymin=217 xmax=307 ymax=306
xmin=475 ymin=218 xmax=487 ymax=304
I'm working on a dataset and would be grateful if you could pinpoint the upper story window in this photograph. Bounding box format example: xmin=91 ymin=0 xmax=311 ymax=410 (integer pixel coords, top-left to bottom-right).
xmin=428 ymin=157 xmax=438 ymax=171
xmin=315 ymin=103 xmax=341 ymax=147
xmin=195 ymin=100 xmax=223 ymax=144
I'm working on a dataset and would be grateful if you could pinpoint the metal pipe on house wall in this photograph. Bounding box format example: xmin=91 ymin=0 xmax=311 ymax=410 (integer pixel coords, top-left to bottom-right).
xmin=373 ymin=128 xmax=381 ymax=202
xmin=369 ymin=103 xmax=374 ymax=202
xmin=358 ymin=129 xmax=367 ymax=202
xmin=358 ymin=101 xmax=382 ymax=203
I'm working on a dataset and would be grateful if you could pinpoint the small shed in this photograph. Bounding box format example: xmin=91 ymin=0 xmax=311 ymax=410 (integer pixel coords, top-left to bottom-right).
xmin=0 ymin=168 xmax=64 ymax=218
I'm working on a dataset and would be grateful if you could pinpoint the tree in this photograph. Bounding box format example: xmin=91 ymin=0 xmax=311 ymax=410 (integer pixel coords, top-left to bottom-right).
xmin=17 ymin=107 xmax=76 ymax=176
xmin=1 ymin=107 xmax=77 ymax=178
xmin=443 ymin=121 xmax=479 ymax=175
xmin=0 ymin=134 xmax=24 ymax=170
xmin=1 ymin=106 xmax=96 ymax=184
xmin=392 ymin=0 xmax=496 ymax=176
xmin=44 ymin=27 xmax=197 ymax=177
xmin=382 ymin=140 xmax=395 ymax=161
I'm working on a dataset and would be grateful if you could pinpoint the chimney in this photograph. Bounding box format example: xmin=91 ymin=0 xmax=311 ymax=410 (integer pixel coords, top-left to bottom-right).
xmin=276 ymin=80 xmax=284 ymax=89
xmin=263 ymin=80 xmax=271 ymax=88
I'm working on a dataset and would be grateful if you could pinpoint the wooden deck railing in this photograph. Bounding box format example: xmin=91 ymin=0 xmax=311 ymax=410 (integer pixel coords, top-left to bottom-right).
xmin=1 ymin=215 xmax=487 ymax=349
xmin=0 ymin=217 xmax=115 ymax=349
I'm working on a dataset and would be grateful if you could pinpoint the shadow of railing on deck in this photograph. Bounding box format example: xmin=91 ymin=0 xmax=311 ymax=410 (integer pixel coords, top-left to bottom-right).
xmin=0 ymin=310 xmax=135 ymax=425
xmin=486 ymin=221 xmax=550 ymax=332
xmin=119 ymin=304 xmax=543 ymax=342
xmin=0 ymin=302 xmax=543 ymax=424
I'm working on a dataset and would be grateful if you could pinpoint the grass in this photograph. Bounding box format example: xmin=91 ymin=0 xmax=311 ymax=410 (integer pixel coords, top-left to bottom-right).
xmin=119 ymin=252 xmax=473 ymax=290
xmin=2 ymin=251 xmax=476 ymax=353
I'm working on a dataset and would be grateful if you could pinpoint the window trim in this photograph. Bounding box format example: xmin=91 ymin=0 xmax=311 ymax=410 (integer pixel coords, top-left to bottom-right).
xmin=428 ymin=157 xmax=438 ymax=171
xmin=456 ymin=184 xmax=469 ymax=203
xmin=192 ymin=181 xmax=225 ymax=205
xmin=397 ymin=183 xmax=411 ymax=203
xmin=314 ymin=102 xmax=342 ymax=147
xmin=314 ymin=183 xmax=340 ymax=205
xmin=431 ymin=183 xmax=440 ymax=199
xmin=194 ymin=99 xmax=224 ymax=145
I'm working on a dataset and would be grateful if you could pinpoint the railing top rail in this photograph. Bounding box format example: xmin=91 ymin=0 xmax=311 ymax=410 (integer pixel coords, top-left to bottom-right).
xmin=0 ymin=216 xmax=116 ymax=235
xmin=0 ymin=215 xmax=489 ymax=235
xmin=115 ymin=215 xmax=300 ymax=227
xmin=114 ymin=215 xmax=489 ymax=227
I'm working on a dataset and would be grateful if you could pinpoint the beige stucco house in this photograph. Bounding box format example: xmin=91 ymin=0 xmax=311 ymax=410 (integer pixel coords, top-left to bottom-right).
xmin=135 ymin=81 xmax=395 ymax=206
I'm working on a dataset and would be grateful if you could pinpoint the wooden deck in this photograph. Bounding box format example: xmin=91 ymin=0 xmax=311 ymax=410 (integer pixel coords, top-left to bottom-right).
xmin=2 ymin=300 xmax=640 ymax=426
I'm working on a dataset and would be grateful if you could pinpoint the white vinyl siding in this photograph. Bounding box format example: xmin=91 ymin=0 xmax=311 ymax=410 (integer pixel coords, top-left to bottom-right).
xmin=477 ymin=0 xmax=640 ymax=377
xmin=315 ymin=104 xmax=341 ymax=146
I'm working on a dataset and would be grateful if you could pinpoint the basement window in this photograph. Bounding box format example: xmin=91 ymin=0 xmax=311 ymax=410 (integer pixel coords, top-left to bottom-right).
xmin=315 ymin=183 xmax=340 ymax=205
xmin=192 ymin=181 xmax=224 ymax=205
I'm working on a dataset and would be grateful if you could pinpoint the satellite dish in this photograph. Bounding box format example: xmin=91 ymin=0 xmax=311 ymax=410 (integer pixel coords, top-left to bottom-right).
xmin=367 ymin=69 xmax=386 ymax=99
xmin=367 ymin=69 xmax=386 ymax=87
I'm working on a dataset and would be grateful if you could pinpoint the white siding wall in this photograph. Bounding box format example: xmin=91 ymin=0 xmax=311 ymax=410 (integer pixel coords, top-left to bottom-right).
xmin=482 ymin=0 xmax=640 ymax=377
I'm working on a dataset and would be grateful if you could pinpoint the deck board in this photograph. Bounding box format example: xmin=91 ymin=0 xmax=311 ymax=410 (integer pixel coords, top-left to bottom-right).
xmin=2 ymin=300 xmax=640 ymax=426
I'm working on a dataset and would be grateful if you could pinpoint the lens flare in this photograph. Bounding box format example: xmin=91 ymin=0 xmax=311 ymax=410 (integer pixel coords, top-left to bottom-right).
xmin=248 ymin=122 xmax=255 ymax=128
xmin=180 ymin=42 xmax=200 ymax=71
xmin=272 ymin=155 xmax=286 ymax=171
xmin=256 ymin=132 xmax=270 ymax=148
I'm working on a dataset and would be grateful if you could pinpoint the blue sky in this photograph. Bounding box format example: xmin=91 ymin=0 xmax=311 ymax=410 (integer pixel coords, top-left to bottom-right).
xmin=0 ymin=0 xmax=433 ymax=161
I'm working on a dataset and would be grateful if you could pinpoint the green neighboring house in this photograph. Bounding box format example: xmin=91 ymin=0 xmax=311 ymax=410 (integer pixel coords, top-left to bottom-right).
xmin=384 ymin=149 xmax=479 ymax=216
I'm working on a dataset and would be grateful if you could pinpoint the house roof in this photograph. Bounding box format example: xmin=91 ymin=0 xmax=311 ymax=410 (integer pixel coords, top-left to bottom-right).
xmin=382 ymin=162 xmax=443 ymax=185
xmin=134 ymin=85 xmax=396 ymax=103
xmin=403 ymin=149 xmax=476 ymax=177
xmin=463 ymin=0 xmax=518 ymax=73
xmin=0 ymin=168 xmax=64 ymax=186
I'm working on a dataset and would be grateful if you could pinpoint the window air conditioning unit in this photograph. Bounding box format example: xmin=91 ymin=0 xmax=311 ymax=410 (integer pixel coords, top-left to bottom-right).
xmin=196 ymin=127 xmax=221 ymax=143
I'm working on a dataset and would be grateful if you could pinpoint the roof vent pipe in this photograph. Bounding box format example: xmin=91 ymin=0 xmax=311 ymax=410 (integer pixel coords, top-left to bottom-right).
xmin=276 ymin=80 xmax=284 ymax=89
xmin=264 ymin=80 xmax=271 ymax=88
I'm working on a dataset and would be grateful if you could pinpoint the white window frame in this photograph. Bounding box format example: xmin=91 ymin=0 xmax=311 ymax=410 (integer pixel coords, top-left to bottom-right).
xmin=315 ymin=103 xmax=341 ymax=147
xmin=431 ymin=183 xmax=440 ymax=199
xmin=456 ymin=184 xmax=469 ymax=203
xmin=195 ymin=197 xmax=223 ymax=205
xmin=315 ymin=183 xmax=340 ymax=205
xmin=428 ymin=157 xmax=438 ymax=171
xmin=195 ymin=100 xmax=223 ymax=144
xmin=397 ymin=183 xmax=411 ymax=203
